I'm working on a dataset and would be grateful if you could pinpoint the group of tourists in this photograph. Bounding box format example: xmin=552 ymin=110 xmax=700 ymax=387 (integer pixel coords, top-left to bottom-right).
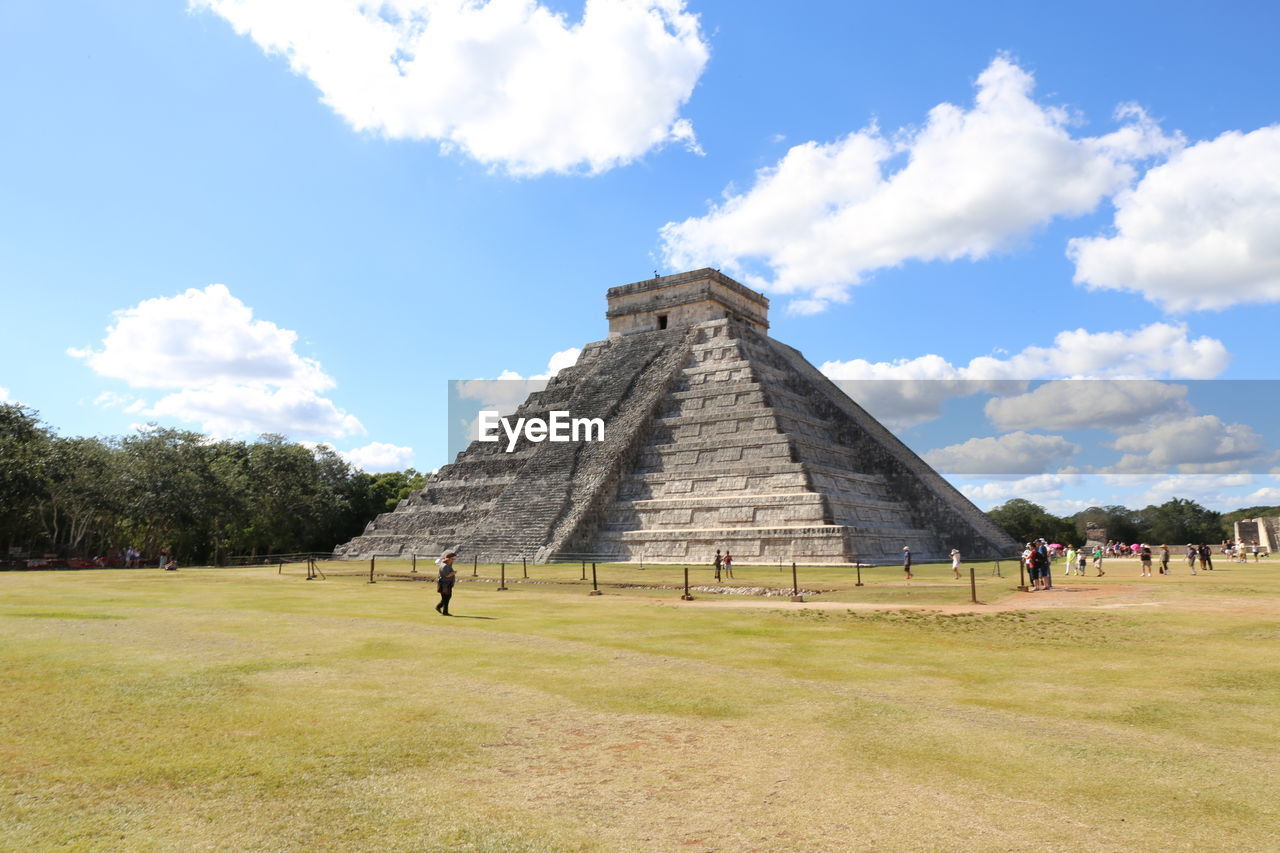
xmin=712 ymin=549 xmax=735 ymax=580
xmin=1023 ymin=539 xmax=1272 ymax=581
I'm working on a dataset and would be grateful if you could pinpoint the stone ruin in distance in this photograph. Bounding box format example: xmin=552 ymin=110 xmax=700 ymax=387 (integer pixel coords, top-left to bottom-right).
xmin=336 ymin=269 xmax=1018 ymax=564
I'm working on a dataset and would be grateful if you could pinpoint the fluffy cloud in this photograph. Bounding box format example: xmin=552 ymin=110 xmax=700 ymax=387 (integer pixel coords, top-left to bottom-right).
xmin=146 ymin=383 xmax=364 ymax=439
xmin=193 ymin=0 xmax=708 ymax=176
xmin=985 ymin=380 xmax=1190 ymax=432
xmin=339 ymin=441 xmax=416 ymax=472
xmin=958 ymin=472 xmax=1083 ymax=510
xmin=69 ymin=284 xmax=331 ymax=391
xmin=661 ymin=56 xmax=1179 ymax=311
xmin=1069 ymin=125 xmax=1280 ymax=310
xmin=71 ymin=284 xmax=364 ymax=439
xmin=453 ymin=346 xmax=581 ymax=441
xmin=821 ymin=322 xmax=1224 ymax=427
xmin=1108 ymin=414 xmax=1268 ymax=473
xmin=924 ymin=431 xmax=1079 ymax=475
xmin=0 ymin=387 xmax=9 ymax=403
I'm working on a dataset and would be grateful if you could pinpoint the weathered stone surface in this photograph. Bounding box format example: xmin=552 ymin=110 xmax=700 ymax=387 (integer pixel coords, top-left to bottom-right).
xmin=334 ymin=269 xmax=1018 ymax=564
xmin=1235 ymin=517 xmax=1279 ymax=553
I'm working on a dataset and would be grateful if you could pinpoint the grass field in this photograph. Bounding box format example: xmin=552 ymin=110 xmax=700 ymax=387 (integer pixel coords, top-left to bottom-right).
xmin=2 ymin=558 xmax=1277 ymax=851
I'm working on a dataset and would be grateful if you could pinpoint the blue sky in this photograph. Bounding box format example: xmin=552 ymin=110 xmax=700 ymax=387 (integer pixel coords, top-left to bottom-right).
xmin=2 ymin=1 xmax=1278 ymax=514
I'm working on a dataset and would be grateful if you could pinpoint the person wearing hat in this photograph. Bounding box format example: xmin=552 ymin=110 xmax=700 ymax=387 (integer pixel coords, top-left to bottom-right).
xmin=902 ymin=546 xmax=913 ymax=580
xmin=435 ymin=550 xmax=458 ymax=616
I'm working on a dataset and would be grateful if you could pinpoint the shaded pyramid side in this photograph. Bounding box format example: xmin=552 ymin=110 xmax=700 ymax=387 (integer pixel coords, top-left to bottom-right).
xmin=334 ymin=327 xmax=695 ymax=560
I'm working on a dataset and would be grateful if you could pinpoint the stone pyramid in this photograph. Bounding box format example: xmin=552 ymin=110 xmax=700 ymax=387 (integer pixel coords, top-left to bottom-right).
xmin=336 ymin=269 xmax=1018 ymax=564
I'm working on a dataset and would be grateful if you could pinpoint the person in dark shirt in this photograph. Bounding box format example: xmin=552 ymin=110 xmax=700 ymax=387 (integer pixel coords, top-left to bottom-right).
xmin=435 ymin=551 xmax=458 ymax=616
xmin=1198 ymin=544 xmax=1214 ymax=571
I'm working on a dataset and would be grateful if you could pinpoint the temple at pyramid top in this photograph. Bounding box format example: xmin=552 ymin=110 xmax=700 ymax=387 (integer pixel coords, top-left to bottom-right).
xmin=335 ymin=269 xmax=1017 ymax=565
xmin=607 ymin=268 xmax=769 ymax=336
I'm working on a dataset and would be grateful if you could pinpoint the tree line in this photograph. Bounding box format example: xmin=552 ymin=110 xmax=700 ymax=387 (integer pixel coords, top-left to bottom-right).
xmin=0 ymin=403 xmax=424 ymax=564
xmin=986 ymin=497 xmax=1279 ymax=548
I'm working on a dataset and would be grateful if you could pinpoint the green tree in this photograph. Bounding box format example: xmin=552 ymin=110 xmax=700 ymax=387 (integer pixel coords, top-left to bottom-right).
xmin=0 ymin=404 xmax=52 ymax=554
xmin=1137 ymin=498 xmax=1223 ymax=546
xmin=987 ymin=498 xmax=1075 ymax=545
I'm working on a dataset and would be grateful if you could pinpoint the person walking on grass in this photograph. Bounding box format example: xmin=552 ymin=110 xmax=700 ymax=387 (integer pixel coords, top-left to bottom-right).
xmin=1186 ymin=544 xmax=1198 ymax=574
xmin=722 ymin=551 xmax=734 ymax=579
xmin=951 ymin=548 xmax=962 ymax=579
xmin=1199 ymin=543 xmax=1214 ymax=571
xmin=903 ymin=546 xmax=913 ymax=581
xmin=713 ymin=549 xmax=723 ymax=582
xmin=435 ymin=551 xmax=457 ymax=616
xmin=1093 ymin=544 xmax=1106 ymax=576
xmin=1077 ymin=547 xmax=1089 ymax=576
xmin=1064 ymin=545 xmax=1077 ymax=576
xmin=1139 ymin=543 xmax=1153 ymax=577
xmin=1159 ymin=544 xmax=1170 ymax=575
xmin=1037 ymin=539 xmax=1052 ymax=590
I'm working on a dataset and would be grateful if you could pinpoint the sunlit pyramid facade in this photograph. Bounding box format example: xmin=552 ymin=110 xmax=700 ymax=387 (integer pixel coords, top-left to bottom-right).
xmin=335 ymin=269 xmax=1017 ymax=564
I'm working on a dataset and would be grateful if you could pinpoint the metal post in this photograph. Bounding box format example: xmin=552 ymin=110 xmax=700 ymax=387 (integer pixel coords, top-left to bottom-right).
xmin=855 ymin=561 xmax=863 ymax=587
xmin=522 ymin=556 xmax=527 ymax=579
xmin=472 ymin=555 xmax=477 ymax=577
xmin=970 ymin=566 xmax=978 ymax=604
xmin=369 ymin=555 xmax=376 ymax=584
xmin=589 ymin=562 xmax=601 ymax=595
xmin=790 ymin=561 xmax=804 ymax=602
xmin=411 ymin=553 xmax=417 ymax=573
xmin=1018 ymin=557 xmax=1028 ymax=592
xmin=681 ymin=565 xmax=693 ymax=601
xmin=581 ymin=560 xmax=586 ymax=580
xmin=497 ymin=562 xmax=508 ymax=591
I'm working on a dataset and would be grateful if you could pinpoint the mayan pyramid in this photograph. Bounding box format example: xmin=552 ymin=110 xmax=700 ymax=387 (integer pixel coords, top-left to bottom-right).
xmin=336 ymin=269 xmax=1018 ymax=564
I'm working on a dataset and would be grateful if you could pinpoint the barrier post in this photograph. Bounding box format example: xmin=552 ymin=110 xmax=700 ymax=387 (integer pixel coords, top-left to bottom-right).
xmin=790 ymin=561 xmax=804 ymax=603
xmin=681 ymin=565 xmax=693 ymax=601
xmin=522 ymin=556 xmax=528 ymax=579
xmin=855 ymin=561 xmax=863 ymax=587
xmin=497 ymin=562 xmax=508 ymax=591
xmin=369 ymin=556 xmax=376 ymax=584
xmin=970 ymin=566 xmax=978 ymax=604
xmin=1018 ymin=558 xmax=1028 ymax=592
xmin=472 ymin=555 xmax=477 ymax=577
xmin=589 ymin=562 xmax=602 ymax=595
xmin=581 ymin=560 xmax=586 ymax=581
xmin=411 ymin=553 xmax=417 ymax=573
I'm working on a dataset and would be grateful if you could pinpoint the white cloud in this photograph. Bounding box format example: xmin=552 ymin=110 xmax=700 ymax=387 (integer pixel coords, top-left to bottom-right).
xmin=661 ymin=55 xmax=1180 ymax=311
xmin=193 ymin=0 xmax=709 ymax=176
xmin=1241 ymin=484 xmax=1280 ymax=505
xmin=147 ymin=383 xmax=365 ymax=439
xmin=822 ymin=322 xmax=1223 ymax=427
xmin=339 ymin=441 xmax=416 ymax=472
xmin=0 ymin=387 xmax=9 ymax=403
xmin=454 ymin=346 xmax=580 ymax=440
xmin=925 ymin=431 xmax=1079 ymax=475
xmin=1108 ymin=414 xmax=1268 ymax=473
xmin=985 ymin=380 xmax=1190 ymax=432
xmin=69 ymin=284 xmax=330 ymax=391
xmin=1106 ymin=473 xmax=1257 ymax=510
xmin=1069 ymin=125 xmax=1280 ymax=311
xmin=958 ymin=472 xmax=1083 ymax=509
xmin=72 ymin=284 xmax=363 ymax=439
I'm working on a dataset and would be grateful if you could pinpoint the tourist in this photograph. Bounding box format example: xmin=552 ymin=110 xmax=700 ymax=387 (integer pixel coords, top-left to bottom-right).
xmin=435 ymin=551 xmax=457 ymax=616
xmin=950 ymin=548 xmax=961 ymax=579
xmin=713 ymin=549 xmax=723 ymax=582
xmin=1077 ymin=547 xmax=1089 ymax=576
xmin=1139 ymin=543 xmax=1152 ymax=576
xmin=158 ymin=546 xmax=171 ymax=570
xmin=1186 ymin=544 xmax=1198 ymax=574
xmin=1159 ymin=544 xmax=1170 ymax=575
xmin=1199 ymin=543 xmax=1214 ymax=571
xmin=903 ymin=546 xmax=913 ymax=581
xmin=1252 ymin=542 xmax=1262 ymax=562
xmin=1064 ymin=545 xmax=1077 ymax=576
xmin=722 ymin=551 xmax=734 ymax=579
xmin=1037 ymin=539 xmax=1052 ymax=590
xmin=1093 ymin=544 xmax=1105 ymax=576
xmin=1021 ymin=543 xmax=1035 ymax=587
